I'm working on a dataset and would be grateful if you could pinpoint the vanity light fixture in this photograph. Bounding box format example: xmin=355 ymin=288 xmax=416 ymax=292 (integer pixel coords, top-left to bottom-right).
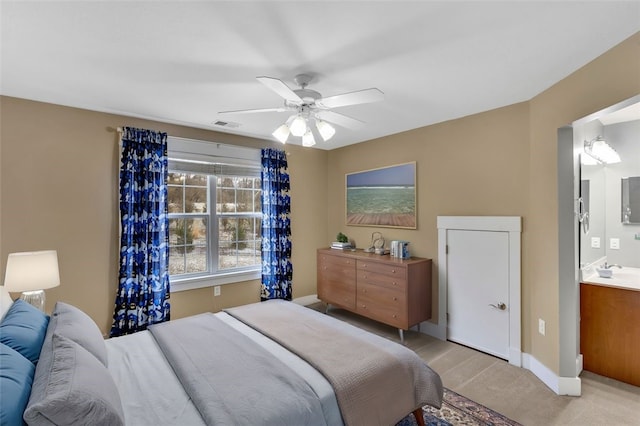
xmin=583 ymin=136 xmax=621 ymax=164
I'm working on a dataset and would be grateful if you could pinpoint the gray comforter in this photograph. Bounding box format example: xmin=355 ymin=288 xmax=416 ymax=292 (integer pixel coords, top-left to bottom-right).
xmin=149 ymin=313 xmax=329 ymax=426
xmin=226 ymin=300 xmax=443 ymax=426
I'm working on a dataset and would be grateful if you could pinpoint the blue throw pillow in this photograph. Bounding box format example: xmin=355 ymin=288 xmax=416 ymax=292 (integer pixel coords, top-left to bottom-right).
xmin=0 ymin=299 xmax=49 ymax=364
xmin=0 ymin=342 xmax=35 ymax=426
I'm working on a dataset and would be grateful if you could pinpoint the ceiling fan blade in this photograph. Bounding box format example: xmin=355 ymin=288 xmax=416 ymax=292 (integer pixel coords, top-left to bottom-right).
xmin=316 ymin=110 xmax=365 ymax=129
xmin=256 ymin=76 xmax=302 ymax=103
xmin=316 ymin=88 xmax=384 ymax=109
xmin=218 ymin=107 xmax=290 ymax=114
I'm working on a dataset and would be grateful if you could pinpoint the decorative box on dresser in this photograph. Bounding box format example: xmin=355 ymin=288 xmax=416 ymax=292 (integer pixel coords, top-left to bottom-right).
xmin=317 ymin=248 xmax=432 ymax=341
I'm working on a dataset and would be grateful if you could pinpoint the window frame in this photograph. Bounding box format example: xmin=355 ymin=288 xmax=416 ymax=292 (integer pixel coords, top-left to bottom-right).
xmin=167 ymin=137 xmax=262 ymax=292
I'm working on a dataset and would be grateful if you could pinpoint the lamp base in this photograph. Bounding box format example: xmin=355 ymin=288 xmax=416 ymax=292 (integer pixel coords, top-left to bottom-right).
xmin=20 ymin=290 xmax=46 ymax=311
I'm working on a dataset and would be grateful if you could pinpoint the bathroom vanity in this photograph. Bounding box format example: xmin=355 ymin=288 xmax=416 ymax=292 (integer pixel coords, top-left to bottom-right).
xmin=580 ymin=274 xmax=640 ymax=387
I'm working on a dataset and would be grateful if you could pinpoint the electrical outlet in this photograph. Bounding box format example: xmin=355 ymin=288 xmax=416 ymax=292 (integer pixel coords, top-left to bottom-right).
xmin=610 ymin=238 xmax=620 ymax=250
xmin=538 ymin=318 xmax=546 ymax=336
xmin=214 ymin=286 xmax=221 ymax=297
xmin=591 ymin=237 xmax=600 ymax=248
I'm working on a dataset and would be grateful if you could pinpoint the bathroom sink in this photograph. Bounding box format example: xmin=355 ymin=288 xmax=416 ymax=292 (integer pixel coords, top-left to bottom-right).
xmin=596 ymin=268 xmax=613 ymax=278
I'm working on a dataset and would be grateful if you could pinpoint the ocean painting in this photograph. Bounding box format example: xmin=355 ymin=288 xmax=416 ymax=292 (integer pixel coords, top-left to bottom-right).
xmin=346 ymin=162 xmax=416 ymax=228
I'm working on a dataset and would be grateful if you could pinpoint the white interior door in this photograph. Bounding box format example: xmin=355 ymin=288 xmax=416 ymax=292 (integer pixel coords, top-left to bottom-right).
xmin=447 ymin=229 xmax=510 ymax=359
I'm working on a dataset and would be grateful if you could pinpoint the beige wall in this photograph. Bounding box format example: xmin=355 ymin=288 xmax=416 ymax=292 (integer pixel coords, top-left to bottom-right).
xmin=0 ymin=97 xmax=329 ymax=334
xmin=326 ymin=32 xmax=640 ymax=375
xmin=526 ymin=32 xmax=640 ymax=372
xmin=327 ymin=102 xmax=530 ymax=323
xmin=1 ymin=32 xmax=638 ymax=374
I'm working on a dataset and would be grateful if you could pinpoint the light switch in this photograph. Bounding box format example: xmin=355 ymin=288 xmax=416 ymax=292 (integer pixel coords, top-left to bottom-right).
xmin=610 ymin=238 xmax=620 ymax=250
xmin=591 ymin=237 xmax=600 ymax=248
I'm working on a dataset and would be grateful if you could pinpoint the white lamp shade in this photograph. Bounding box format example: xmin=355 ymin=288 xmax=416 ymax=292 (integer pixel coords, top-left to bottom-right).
xmin=289 ymin=115 xmax=307 ymax=137
xmin=316 ymin=120 xmax=336 ymax=141
xmin=302 ymin=130 xmax=316 ymax=147
xmin=272 ymin=124 xmax=290 ymax=143
xmin=4 ymin=250 xmax=60 ymax=292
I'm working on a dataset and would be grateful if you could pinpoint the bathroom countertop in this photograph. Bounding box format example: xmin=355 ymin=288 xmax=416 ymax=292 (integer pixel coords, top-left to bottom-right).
xmin=582 ymin=269 xmax=640 ymax=292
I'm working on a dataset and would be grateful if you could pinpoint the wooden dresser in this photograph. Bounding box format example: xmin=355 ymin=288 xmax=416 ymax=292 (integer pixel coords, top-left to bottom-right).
xmin=317 ymin=248 xmax=432 ymax=340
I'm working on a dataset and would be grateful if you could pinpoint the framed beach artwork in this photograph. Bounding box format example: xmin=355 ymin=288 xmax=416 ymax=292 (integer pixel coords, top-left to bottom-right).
xmin=346 ymin=162 xmax=416 ymax=229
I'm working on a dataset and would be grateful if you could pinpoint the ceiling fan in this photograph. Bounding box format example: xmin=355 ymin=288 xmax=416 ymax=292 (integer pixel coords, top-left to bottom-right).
xmin=218 ymin=74 xmax=384 ymax=146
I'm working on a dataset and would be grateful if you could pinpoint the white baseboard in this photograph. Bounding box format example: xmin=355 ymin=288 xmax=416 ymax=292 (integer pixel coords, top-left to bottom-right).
xmin=522 ymin=353 xmax=582 ymax=396
xmin=419 ymin=320 xmax=446 ymax=340
xmin=508 ymin=347 xmax=522 ymax=367
xmin=293 ymin=294 xmax=321 ymax=306
xmin=576 ymin=354 xmax=583 ymax=375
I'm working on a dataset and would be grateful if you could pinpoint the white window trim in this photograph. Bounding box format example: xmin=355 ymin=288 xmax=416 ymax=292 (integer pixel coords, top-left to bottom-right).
xmin=171 ymin=270 xmax=261 ymax=292
xmin=167 ymin=137 xmax=261 ymax=293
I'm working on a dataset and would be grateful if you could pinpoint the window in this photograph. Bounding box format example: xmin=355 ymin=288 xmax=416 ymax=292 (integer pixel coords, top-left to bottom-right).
xmin=167 ymin=137 xmax=261 ymax=291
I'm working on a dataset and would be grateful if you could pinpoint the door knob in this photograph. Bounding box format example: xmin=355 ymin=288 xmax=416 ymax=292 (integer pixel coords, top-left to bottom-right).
xmin=489 ymin=302 xmax=507 ymax=310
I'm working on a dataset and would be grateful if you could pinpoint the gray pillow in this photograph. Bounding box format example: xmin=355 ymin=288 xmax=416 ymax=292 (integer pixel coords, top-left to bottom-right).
xmin=23 ymin=334 xmax=125 ymax=426
xmin=49 ymin=301 xmax=108 ymax=366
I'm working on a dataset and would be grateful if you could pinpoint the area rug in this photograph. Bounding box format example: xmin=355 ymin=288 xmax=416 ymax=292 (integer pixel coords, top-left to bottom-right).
xmin=396 ymin=388 xmax=522 ymax=426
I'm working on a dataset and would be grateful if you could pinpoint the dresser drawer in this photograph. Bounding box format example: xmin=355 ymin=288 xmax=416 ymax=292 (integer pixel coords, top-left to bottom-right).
xmin=357 ymin=268 xmax=407 ymax=291
xmin=319 ymin=277 xmax=356 ymax=310
xmin=319 ymin=258 xmax=356 ymax=285
xmin=357 ymin=284 xmax=407 ymax=329
xmin=318 ymin=254 xmax=356 ymax=268
xmin=357 ymin=260 xmax=406 ymax=279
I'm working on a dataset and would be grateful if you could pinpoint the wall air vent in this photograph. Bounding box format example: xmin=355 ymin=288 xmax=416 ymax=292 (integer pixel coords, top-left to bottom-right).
xmin=213 ymin=120 xmax=241 ymax=129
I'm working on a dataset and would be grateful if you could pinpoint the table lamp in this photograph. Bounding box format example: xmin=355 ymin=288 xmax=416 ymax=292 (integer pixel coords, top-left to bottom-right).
xmin=4 ymin=250 xmax=60 ymax=311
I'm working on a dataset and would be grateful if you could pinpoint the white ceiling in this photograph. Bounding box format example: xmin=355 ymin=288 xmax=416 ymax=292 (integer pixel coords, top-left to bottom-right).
xmin=1 ymin=1 xmax=638 ymax=150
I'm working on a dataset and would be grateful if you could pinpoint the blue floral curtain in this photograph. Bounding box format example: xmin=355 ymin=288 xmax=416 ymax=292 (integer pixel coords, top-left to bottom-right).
xmin=110 ymin=127 xmax=170 ymax=337
xmin=261 ymin=148 xmax=292 ymax=300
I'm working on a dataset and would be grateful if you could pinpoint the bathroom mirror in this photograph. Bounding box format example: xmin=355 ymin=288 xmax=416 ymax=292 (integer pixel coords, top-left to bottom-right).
xmin=577 ymin=99 xmax=640 ymax=269
xmin=621 ymin=176 xmax=640 ymax=224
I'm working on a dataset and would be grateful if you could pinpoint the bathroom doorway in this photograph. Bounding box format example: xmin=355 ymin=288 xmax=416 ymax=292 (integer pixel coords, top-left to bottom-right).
xmin=558 ymin=94 xmax=640 ymax=392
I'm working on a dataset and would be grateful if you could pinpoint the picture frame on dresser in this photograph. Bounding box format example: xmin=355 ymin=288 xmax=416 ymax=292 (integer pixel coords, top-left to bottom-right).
xmin=345 ymin=162 xmax=417 ymax=229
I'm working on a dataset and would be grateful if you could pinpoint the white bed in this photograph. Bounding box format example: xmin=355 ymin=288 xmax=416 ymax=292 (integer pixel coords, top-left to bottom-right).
xmin=106 ymin=311 xmax=343 ymax=426
xmin=0 ymin=288 xmax=442 ymax=426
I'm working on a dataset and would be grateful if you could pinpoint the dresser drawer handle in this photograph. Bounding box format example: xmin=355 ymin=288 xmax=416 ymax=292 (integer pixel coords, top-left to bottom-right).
xmin=393 ymin=297 xmax=397 ymax=301
xmin=362 ymin=304 xmax=366 ymax=308
xmin=392 ymin=314 xmax=397 ymax=318
xmin=391 ymin=269 xmax=396 ymax=273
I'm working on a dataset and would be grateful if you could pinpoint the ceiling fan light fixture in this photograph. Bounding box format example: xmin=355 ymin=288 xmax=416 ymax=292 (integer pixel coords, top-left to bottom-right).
xmin=302 ymin=130 xmax=316 ymax=147
xmin=316 ymin=120 xmax=335 ymax=141
xmin=222 ymin=74 xmax=384 ymax=147
xmin=289 ymin=115 xmax=307 ymax=137
xmin=272 ymin=124 xmax=290 ymax=143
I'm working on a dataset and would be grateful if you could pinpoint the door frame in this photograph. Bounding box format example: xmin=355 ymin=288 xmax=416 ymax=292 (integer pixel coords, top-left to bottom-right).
xmin=426 ymin=216 xmax=522 ymax=366
xmin=558 ymin=94 xmax=640 ymax=395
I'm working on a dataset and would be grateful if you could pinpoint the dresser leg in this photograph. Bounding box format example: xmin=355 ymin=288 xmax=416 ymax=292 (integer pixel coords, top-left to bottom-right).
xmin=398 ymin=329 xmax=404 ymax=343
